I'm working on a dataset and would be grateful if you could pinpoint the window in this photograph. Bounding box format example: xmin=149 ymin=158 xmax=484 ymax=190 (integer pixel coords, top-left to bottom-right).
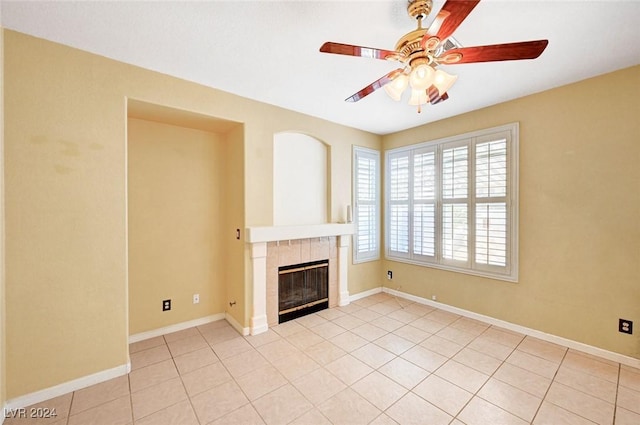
xmin=385 ymin=123 xmax=518 ymax=281
xmin=353 ymin=147 xmax=380 ymax=263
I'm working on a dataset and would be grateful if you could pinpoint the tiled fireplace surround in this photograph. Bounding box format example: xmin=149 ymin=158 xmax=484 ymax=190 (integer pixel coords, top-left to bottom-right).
xmin=246 ymin=224 xmax=354 ymax=335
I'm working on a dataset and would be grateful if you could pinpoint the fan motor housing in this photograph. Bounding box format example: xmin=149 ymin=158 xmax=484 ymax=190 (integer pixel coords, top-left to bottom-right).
xmin=394 ymin=28 xmax=436 ymax=66
xmin=408 ymin=0 xmax=433 ymax=21
xmin=395 ymin=1 xmax=437 ymax=65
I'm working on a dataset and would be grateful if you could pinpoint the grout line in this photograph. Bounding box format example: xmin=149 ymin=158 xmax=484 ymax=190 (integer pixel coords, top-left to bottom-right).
xmin=529 ymin=345 xmax=568 ymax=424
xmin=171 ymin=346 xmax=203 ymax=425
xmin=127 ymin=390 xmax=133 ymax=425
xmin=434 ymin=320 xmax=506 ymax=422
xmin=65 ymin=391 xmax=74 ymax=425
xmin=612 ymin=363 xmax=621 ymax=425
xmin=126 ymin=374 xmax=133 ymax=425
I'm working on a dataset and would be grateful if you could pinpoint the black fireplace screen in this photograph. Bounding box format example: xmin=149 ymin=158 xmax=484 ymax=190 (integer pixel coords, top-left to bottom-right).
xmin=278 ymin=259 xmax=329 ymax=322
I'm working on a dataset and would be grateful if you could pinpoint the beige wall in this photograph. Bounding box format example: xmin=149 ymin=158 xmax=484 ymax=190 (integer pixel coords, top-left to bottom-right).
xmin=383 ymin=65 xmax=640 ymax=359
xmin=128 ymin=118 xmax=235 ymax=334
xmin=223 ymin=124 xmax=246 ymax=327
xmin=3 ymin=29 xmax=380 ymax=399
xmin=0 ymin=21 xmax=6 ymax=411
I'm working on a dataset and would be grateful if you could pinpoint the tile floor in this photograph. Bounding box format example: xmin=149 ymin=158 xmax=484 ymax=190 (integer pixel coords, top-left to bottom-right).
xmin=5 ymin=292 xmax=640 ymax=424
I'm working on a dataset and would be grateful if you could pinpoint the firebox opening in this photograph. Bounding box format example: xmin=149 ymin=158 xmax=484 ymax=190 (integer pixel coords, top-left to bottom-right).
xmin=278 ymin=259 xmax=329 ymax=324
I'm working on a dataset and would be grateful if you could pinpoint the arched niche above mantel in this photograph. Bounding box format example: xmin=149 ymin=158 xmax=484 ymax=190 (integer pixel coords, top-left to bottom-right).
xmin=273 ymin=132 xmax=329 ymax=226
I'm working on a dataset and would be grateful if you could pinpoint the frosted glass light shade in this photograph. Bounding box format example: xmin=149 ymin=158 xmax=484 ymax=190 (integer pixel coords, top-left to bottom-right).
xmin=433 ymin=69 xmax=458 ymax=95
xmin=383 ymin=73 xmax=408 ymax=101
xmin=409 ymin=64 xmax=435 ymax=91
xmin=408 ymin=89 xmax=428 ymax=106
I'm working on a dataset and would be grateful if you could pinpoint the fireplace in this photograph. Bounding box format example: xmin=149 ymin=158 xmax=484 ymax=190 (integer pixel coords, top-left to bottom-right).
xmin=246 ymin=223 xmax=354 ymax=335
xmin=278 ymin=259 xmax=329 ymax=323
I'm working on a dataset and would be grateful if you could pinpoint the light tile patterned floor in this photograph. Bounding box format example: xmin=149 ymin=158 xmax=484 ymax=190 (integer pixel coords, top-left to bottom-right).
xmin=5 ymin=292 xmax=640 ymax=424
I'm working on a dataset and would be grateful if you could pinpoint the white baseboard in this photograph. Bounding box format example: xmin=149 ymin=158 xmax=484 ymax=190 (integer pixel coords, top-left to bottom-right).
xmin=382 ymin=287 xmax=640 ymax=369
xmin=3 ymin=313 xmax=248 ymax=416
xmin=129 ymin=313 xmax=226 ymax=343
xmin=3 ymin=363 xmax=130 ymax=412
xmin=349 ymin=286 xmax=382 ymax=302
xmin=226 ymin=312 xmax=250 ymax=336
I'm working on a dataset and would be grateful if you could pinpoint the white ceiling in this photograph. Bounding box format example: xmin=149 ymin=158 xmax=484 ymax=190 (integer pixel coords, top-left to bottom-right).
xmin=2 ymin=0 xmax=639 ymax=135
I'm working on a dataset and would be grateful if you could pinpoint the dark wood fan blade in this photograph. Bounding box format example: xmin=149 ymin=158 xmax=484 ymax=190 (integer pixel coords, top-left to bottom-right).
xmin=320 ymin=42 xmax=397 ymax=60
xmin=427 ymin=0 xmax=480 ymax=40
xmin=345 ymin=68 xmax=404 ymax=102
xmin=438 ymin=40 xmax=549 ymax=64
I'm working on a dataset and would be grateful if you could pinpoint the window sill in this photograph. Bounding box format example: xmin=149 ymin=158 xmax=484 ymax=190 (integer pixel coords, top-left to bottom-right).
xmin=385 ymin=255 xmax=518 ymax=283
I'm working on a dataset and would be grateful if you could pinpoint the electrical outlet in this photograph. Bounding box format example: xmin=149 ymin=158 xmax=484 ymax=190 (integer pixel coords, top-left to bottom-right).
xmin=193 ymin=294 xmax=200 ymax=304
xmin=162 ymin=299 xmax=171 ymax=311
xmin=619 ymin=319 xmax=633 ymax=334
xmin=387 ymin=270 xmax=393 ymax=280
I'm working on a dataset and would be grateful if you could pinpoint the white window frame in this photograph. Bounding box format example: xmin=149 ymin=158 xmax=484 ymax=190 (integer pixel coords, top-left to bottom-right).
xmin=385 ymin=123 xmax=519 ymax=282
xmin=353 ymin=146 xmax=381 ymax=263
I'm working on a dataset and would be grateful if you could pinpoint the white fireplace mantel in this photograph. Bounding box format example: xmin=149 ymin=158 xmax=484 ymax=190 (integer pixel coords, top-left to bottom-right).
xmin=246 ymin=223 xmax=354 ymax=243
xmin=246 ymin=223 xmax=355 ymax=335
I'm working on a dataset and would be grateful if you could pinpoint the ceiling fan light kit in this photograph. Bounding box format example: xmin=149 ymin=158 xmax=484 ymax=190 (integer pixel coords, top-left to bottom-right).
xmin=320 ymin=0 xmax=548 ymax=113
xmin=409 ymin=63 xmax=434 ymax=90
xmin=384 ymin=73 xmax=409 ymax=101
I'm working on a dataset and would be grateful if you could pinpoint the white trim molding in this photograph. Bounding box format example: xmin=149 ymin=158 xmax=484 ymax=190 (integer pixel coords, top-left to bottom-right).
xmin=128 ymin=313 xmax=225 ymax=343
xmin=249 ymin=241 xmax=269 ymax=336
xmin=246 ymin=223 xmax=354 ymax=244
xmin=337 ymin=234 xmax=351 ymax=306
xmin=349 ymin=286 xmax=383 ymax=302
xmin=225 ymin=313 xmax=250 ymax=336
xmin=4 ymin=363 xmax=129 ymax=413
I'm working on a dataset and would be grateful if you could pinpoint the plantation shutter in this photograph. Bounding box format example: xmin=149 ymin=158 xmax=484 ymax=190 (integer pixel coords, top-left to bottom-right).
xmin=441 ymin=143 xmax=469 ymax=264
xmin=384 ymin=123 xmax=517 ymax=281
xmin=474 ymin=137 xmax=509 ymax=271
xmin=353 ymin=147 xmax=380 ymax=262
xmin=388 ymin=151 xmax=410 ymax=257
xmin=412 ymin=147 xmax=436 ymax=259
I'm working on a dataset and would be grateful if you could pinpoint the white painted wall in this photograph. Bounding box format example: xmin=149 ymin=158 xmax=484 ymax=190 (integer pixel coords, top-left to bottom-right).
xmin=273 ymin=132 xmax=328 ymax=226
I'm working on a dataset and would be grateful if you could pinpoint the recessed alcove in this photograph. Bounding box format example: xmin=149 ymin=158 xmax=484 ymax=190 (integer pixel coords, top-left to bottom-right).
xmin=126 ymin=99 xmax=244 ymax=335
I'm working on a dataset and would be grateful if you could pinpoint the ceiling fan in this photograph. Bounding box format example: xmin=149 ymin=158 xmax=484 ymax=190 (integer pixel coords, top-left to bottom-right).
xmin=319 ymin=0 xmax=548 ymax=112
